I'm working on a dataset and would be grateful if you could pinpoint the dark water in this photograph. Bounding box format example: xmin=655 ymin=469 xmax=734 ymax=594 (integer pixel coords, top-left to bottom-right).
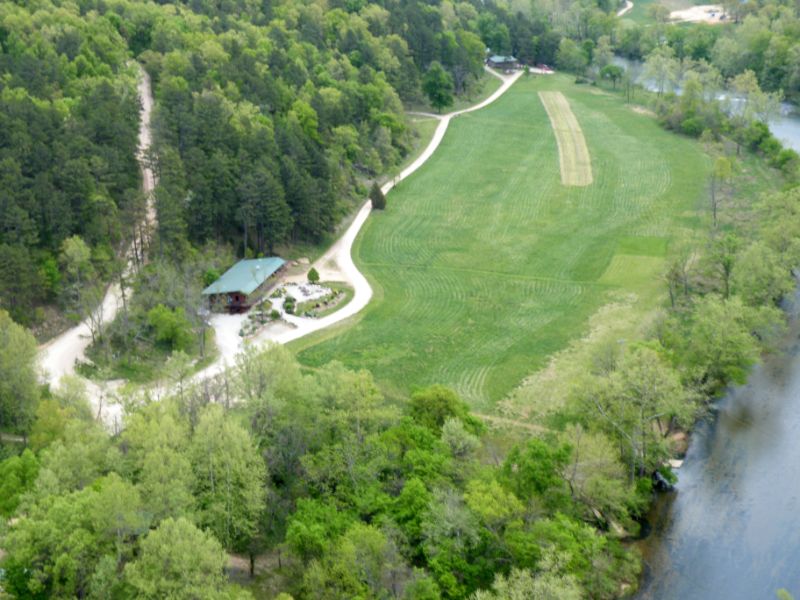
xmin=636 ymin=294 xmax=800 ymax=599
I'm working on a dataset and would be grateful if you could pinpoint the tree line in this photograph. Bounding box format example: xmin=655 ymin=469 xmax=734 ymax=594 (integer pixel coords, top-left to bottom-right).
xmin=1 ymin=342 xmax=644 ymax=599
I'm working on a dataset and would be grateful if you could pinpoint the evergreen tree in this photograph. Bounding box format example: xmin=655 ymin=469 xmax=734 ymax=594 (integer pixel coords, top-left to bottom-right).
xmin=369 ymin=182 xmax=387 ymax=210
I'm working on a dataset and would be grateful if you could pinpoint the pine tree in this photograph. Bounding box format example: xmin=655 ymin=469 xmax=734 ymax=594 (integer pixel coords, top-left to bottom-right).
xmin=369 ymin=182 xmax=386 ymax=210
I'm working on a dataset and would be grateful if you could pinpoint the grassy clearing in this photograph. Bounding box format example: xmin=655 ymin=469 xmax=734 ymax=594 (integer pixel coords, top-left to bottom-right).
xmin=80 ymin=328 xmax=217 ymax=384
xmin=539 ymin=91 xmax=593 ymax=186
xmin=621 ymin=0 xmax=694 ymax=24
xmin=405 ymin=71 xmax=503 ymax=114
xmin=294 ymin=74 xmax=710 ymax=411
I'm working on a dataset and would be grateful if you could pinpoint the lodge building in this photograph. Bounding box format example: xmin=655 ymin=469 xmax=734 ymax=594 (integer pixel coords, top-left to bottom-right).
xmin=202 ymin=257 xmax=286 ymax=313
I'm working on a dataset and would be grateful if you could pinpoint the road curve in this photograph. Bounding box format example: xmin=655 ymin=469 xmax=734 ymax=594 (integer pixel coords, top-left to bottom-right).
xmin=617 ymin=0 xmax=634 ymax=16
xmin=41 ymin=66 xmax=526 ymax=422
xmin=197 ymin=67 xmax=526 ymax=380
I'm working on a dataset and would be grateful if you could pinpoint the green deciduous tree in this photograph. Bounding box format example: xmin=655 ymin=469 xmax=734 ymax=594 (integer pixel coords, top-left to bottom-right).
xmin=707 ymin=232 xmax=739 ymax=299
xmin=581 ymin=347 xmax=694 ymax=478
xmin=34 ymin=419 xmax=121 ymax=496
xmin=3 ymin=474 xmax=146 ymax=599
xmin=190 ymin=404 xmax=267 ymax=553
xmin=147 ymin=304 xmax=194 ymax=352
xmin=124 ymin=517 xmax=233 ymax=599
xmin=423 ymin=63 xmax=455 ymax=113
xmin=643 ymin=46 xmax=679 ymax=96
xmin=732 ymin=241 xmax=793 ymax=307
xmin=0 ymin=449 xmax=39 ymax=517
xmin=682 ymin=295 xmax=772 ymax=390
xmin=286 ymin=498 xmax=355 ymax=562
xmin=556 ymin=39 xmax=588 ymax=75
xmin=302 ymin=523 xmax=419 ymax=599
xmin=600 ymin=65 xmax=624 ymax=88
xmin=409 ymin=385 xmax=482 ymax=434
xmin=559 ymin=425 xmax=637 ymax=526
xmin=0 ymin=309 xmax=40 ymax=433
xmin=503 ymin=438 xmax=571 ymax=503
xmin=420 ymin=488 xmax=481 ymax=597
xmin=472 ymin=564 xmax=581 ymax=600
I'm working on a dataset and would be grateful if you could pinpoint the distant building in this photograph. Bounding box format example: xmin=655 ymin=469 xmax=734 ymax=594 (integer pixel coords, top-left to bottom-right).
xmin=202 ymin=257 xmax=286 ymax=313
xmin=487 ymin=55 xmax=519 ymax=70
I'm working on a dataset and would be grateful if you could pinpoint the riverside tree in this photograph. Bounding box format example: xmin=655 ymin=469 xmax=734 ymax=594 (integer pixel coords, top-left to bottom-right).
xmin=578 ymin=346 xmax=694 ymax=478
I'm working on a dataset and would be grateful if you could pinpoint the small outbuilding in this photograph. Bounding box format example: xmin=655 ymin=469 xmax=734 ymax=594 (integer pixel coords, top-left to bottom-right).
xmin=487 ymin=55 xmax=519 ymax=70
xmin=202 ymin=257 xmax=286 ymax=313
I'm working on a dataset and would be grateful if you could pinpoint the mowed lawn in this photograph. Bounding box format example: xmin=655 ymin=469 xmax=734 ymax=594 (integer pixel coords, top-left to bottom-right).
xmin=294 ymin=75 xmax=709 ymax=411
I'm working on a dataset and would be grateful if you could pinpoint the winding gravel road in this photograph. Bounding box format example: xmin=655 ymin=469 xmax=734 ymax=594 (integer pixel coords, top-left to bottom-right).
xmin=38 ymin=66 xmax=527 ymax=425
xmin=197 ymin=67 xmax=526 ymax=380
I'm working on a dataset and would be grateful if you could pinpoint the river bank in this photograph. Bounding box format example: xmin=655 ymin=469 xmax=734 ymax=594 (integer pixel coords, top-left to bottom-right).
xmin=635 ymin=286 xmax=800 ymax=598
xmin=613 ymin=56 xmax=800 ymax=154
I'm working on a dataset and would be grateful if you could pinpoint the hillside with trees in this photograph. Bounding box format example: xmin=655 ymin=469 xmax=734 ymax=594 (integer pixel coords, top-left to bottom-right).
xmin=0 ymin=0 xmax=615 ymax=337
xmin=0 ymin=3 xmax=142 ymax=332
xmin=4 ymin=0 xmax=800 ymax=597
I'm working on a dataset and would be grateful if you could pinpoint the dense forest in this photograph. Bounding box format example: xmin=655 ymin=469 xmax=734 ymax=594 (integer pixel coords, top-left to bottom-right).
xmin=0 ymin=0 xmax=615 ymax=333
xmin=0 ymin=3 xmax=141 ymax=328
xmin=4 ymin=0 xmax=800 ymax=597
xmin=0 ymin=344 xmax=647 ymax=599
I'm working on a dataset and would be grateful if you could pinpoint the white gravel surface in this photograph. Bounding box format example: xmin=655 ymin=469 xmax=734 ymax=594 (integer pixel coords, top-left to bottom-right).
xmin=670 ymin=4 xmax=724 ymax=22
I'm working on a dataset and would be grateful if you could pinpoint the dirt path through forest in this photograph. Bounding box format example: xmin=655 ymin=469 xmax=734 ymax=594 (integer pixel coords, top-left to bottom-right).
xmin=37 ymin=65 xmax=157 ymax=427
xmin=617 ymin=0 xmax=634 ymax=16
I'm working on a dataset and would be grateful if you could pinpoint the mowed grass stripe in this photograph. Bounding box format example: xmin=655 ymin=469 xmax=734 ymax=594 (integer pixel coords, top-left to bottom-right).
xmin=539 ymin=91 xmax=593 ymax=186
xmin=294 ymin=75 xmax=709 ymax=407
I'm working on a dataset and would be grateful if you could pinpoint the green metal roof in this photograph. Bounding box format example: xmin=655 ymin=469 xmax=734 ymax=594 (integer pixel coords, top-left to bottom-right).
xmin=489 ymin=55 xmax=517 ymax=63
xmin=202 ymin=257 xmax=285 ymax=296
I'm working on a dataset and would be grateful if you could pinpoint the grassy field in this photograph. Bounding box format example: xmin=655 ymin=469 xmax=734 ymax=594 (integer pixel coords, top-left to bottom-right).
xmin=621 ymin=0 xmax=695 ymax=24
xmin=293 ymin=75 xmax=710 ymax=411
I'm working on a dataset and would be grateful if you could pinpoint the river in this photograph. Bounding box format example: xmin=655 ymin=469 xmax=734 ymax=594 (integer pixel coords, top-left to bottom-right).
xmin=613 ymin=56 xmax=800 ymax=153
xmin=635 ymin=288 xmax=800 ymax=599
xmin=610 ymin=56 xmax=800 ymax=598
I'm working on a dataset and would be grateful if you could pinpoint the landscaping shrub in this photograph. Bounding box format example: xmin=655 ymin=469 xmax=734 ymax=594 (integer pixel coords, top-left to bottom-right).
xmin=147 ymin=305 xmax=193 ymax=352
